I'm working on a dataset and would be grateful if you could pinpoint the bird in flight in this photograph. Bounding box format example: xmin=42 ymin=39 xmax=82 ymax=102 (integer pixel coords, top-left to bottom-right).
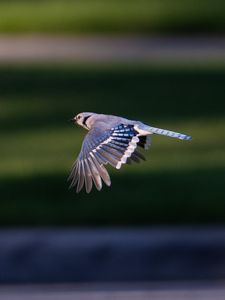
xmin=68 ymin=112 xmax=192 ymax=193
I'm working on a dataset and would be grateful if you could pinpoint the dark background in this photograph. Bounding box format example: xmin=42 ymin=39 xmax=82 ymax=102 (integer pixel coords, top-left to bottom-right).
xmin=1 ymin=64 xmax=225 ymax=225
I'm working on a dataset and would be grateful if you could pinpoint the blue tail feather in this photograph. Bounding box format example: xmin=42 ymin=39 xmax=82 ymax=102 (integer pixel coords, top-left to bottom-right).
xmin=140 ymin=124 xmax=192 ymax=140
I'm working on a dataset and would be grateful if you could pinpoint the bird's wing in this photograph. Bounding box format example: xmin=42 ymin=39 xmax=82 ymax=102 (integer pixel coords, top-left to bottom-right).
xmin=68 ymin=124 xmax=148 ymax=193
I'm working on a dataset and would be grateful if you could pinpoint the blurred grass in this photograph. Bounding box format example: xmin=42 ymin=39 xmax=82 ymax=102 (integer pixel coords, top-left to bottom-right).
xmin=0 ymin=0 xmax=224 ymax=34
xmin=0 ymin=65 xmax=225 ymax=225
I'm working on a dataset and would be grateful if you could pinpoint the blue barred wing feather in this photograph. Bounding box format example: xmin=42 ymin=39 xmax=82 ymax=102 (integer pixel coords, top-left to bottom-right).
xmin=68 ymin=124 xmax=149 ymax=193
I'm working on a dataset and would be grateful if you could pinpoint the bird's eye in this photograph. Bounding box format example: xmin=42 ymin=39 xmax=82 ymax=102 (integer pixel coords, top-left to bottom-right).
xmin=77 ymin=115 xmax=81 ymax=119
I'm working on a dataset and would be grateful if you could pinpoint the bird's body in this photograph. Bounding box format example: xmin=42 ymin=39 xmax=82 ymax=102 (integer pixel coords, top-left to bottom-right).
xmin=69 ymin=112 xmax=192 ymax=193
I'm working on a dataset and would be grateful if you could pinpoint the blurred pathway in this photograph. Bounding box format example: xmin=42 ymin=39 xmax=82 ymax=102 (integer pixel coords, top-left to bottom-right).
xmin=0 ymin=35 xmax=225 ymax=63
xmin=0 ymin=281 xmax=225 ymax=300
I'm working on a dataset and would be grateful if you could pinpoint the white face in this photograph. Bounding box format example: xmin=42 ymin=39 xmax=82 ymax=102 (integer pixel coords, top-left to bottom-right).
xmin=74 ymin=113 xmax=91 ymax=130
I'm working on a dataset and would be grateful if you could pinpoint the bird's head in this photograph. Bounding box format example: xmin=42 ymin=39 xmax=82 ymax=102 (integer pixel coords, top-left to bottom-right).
xmin=71 ymin=112 xmax=94 ymax=130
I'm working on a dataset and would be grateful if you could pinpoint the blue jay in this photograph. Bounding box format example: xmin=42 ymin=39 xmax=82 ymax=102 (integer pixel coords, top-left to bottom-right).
xmin=69 ymin=112 xmax=192 ymax=193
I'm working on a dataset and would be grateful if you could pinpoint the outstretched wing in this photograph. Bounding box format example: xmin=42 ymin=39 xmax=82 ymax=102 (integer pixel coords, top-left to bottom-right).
xmin=68 ymin=124 xmax=149 ymax=193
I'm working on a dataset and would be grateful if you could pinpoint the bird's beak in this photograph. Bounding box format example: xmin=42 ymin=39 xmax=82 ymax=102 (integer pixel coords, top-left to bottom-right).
xmin=69 ymin=117 xmax=76 ymax=124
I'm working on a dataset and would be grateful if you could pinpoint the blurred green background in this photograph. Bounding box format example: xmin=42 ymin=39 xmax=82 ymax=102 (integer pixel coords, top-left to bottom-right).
xmin=0 ymin=0 xmax=225 ymax=226
xmin=1 ymin=66 xmax=225 ymax=225
xmin=0 ymin=0 xmax=224 ymax=34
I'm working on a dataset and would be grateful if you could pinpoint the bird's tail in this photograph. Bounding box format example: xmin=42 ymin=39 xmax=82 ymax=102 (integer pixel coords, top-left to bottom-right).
xmin=136 ymin=124 xmax=192 ymax=140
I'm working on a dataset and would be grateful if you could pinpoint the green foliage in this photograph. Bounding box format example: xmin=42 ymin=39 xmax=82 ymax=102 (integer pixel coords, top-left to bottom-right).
xmin=0 ymin=65 xmax=225 ymax=225
xmin=0 ymin=0 xmax=224 ymax=33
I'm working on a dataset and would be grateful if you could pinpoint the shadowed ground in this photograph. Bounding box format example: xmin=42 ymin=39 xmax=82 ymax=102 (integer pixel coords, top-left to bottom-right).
xmin=0 ymin=169 xmax=225 ymax=225
xmin=0 ymin=227 xmax=225 ymax=283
